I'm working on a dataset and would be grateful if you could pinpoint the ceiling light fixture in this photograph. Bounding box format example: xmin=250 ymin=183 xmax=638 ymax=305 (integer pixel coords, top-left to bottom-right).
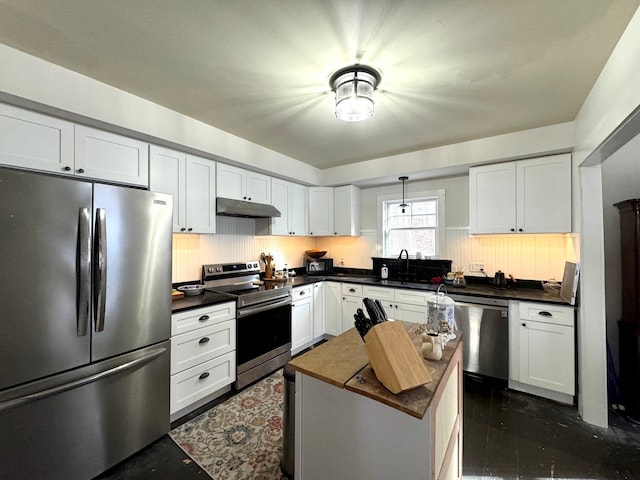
xmin=329 ymin=64 xmax=381 ymax=122
xmin=399 ymin=176 xmax=409 ymax=213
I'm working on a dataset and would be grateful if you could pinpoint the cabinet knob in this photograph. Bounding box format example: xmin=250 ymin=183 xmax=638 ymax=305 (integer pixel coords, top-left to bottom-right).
xmin=510 ymin=228 xmax=516 ymax=232
xmin=334 ymin=232 xmax=337 ymax=235
xmin=199 ymin=337 xmax=210 ymax=344
xmin=77 ymin=168 xmax=85 ymax=174
xmin=521 ymin=322 xmax=527 ymax=327
xmin=63 ymin=166 xmax=71 ymax=171
xmin=187 ymin=227 xmax=193 ymax=232
xmin=199 ymin=372 xmax=210 ymax=380
xmin=342 ymin=297 xmax=345 ymax=300
xmin=248 ymin=197 xmax=252 ymax=201
xmin=518 ymin=228 xmax=523 ymax=232
xmin=180 ymin=227 xmax=186 ymax=232
xmin=199 ymin=315 xmax=210 ymax=322
xmin=310 ymin=232 xmax=313 ymax=235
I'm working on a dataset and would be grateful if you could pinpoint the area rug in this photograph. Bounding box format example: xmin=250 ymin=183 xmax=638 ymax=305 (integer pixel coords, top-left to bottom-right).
xmin=170 ymin=370 xmax=287 ymax=480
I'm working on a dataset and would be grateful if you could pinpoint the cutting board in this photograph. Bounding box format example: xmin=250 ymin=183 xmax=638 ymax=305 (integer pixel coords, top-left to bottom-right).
xmin=560 ymin=261 xmax=580 ymax=305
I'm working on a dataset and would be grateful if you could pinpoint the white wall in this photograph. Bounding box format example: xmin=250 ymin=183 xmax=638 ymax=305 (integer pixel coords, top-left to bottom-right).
xmin=601 ymin=132 xmax=640 ymax=377
xmin=572 ymin=6 xmax=640 ymax=427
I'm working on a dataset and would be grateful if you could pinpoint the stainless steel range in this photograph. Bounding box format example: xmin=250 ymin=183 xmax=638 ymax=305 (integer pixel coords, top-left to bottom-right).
xmin=202 ymin=262 xmax=292 ymax=389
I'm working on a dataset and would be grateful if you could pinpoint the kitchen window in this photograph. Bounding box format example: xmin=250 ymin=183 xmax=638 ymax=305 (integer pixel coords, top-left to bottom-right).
xmin=379 ymin=189 xmax=445 ymax=257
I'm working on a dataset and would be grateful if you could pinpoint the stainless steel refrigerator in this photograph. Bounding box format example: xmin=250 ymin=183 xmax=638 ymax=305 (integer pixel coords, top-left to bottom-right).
xmin=0 ymin=166 xmax=173 ymax=480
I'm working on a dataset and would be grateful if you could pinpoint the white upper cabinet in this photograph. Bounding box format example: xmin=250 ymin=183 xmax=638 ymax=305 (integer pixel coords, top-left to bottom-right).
xmin=334 ymin=185 xmax=361 ymax=236
xmin=216 ymin=163 xmax=271 ymax=204
xmin=74 ymin=125 xmax=149 ymax=186
xmin=256 ymin=178 xmax=308 ymax=236
xmin=469 ymin=154 xmax=571 ymax=234
xmin=0 ymin=103 xmax=74 ymax=174
xmin=309 ymin=187 xmax=335 ymax=236
xmin=0 ymin=104 xmax=148 ymax=186
xmin=149 ymin=145 xmax=216 ymax=234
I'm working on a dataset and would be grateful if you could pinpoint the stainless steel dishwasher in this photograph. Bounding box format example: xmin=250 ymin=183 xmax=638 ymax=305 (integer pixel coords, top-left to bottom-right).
xmin=449 ymin=293 xmax=509 ymax=380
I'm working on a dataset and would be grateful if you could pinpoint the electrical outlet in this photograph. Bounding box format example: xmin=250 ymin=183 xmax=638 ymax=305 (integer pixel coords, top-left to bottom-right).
xmin=470 ymin=262 xmax=484 ymax=272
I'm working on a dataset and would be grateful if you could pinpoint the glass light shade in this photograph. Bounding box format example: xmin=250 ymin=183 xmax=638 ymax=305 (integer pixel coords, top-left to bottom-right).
xmin=330 ymin=67 xmax=379 ymax=122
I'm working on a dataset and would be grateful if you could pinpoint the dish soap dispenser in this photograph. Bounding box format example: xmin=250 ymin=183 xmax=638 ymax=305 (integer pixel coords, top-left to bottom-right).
xmin=381 ymin=264 xmax=388 ymax=280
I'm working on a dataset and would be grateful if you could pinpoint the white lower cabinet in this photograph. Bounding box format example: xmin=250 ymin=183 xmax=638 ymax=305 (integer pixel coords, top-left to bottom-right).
xmin=312 ymin=282 xmax=325 ymax=338
xmin=363 ymin=285 xmax=430 ymax=322
xmin=292 ymin=286 xmax=314 ymax=353
xmin=170 ymin=302 xmax=236 ymax=418
xmin=324 ymin=282 xmax=342 ymax=336
xmin=509 ymin=300 xmax=575 ymax=403
xmin=341 ymin=283 xmax=363 ymax=334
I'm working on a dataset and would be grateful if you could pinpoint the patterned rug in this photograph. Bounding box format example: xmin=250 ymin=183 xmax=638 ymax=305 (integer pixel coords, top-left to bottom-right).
xmin=170 ymin=370 xmax=287 ymax=480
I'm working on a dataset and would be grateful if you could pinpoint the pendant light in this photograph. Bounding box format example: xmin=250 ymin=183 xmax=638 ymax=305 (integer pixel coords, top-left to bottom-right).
xmin=329 ymin=64 xmax=381 ymax=122
xmin=399 ymin=176 xmax=409 ymax=213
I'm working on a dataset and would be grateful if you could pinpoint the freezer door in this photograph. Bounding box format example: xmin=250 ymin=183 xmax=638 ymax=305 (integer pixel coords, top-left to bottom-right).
xmin=0 ymin=341 xmax=170 ymax=480
xmin=0 ymin=168 xmax=92 ymax=390
xmin=92 ymin=184 xmax=173 ymax=360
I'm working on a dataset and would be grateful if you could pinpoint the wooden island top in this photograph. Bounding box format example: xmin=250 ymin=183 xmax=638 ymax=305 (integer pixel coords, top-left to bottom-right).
xmin=288 ymin=321 xmax=462 ymax=419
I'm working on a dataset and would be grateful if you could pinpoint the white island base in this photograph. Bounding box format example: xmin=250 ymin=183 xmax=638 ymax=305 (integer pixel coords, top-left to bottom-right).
xmin=291 ymin=325 xmax=462 ymax=480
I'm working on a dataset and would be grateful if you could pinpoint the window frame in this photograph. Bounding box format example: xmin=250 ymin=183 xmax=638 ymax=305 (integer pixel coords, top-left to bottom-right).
xmin=377 ymin=189 xmax=445 ymax=258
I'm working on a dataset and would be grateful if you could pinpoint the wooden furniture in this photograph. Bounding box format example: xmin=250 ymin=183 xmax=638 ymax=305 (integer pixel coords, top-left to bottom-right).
xmin=614 ymin=199 xmax=640 ymax=418
xmin=469 ymin=154 xmax=572 ymax=234
xmin=289 ymin=323 xmax=462 ymax=480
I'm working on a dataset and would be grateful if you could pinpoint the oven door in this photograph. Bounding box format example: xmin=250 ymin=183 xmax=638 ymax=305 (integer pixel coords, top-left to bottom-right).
xmin=236 ymin=299 xmax=292 ymax=388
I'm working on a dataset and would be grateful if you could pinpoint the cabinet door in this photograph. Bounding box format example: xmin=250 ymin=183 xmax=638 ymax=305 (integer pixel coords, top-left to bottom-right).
xmin=394 ymin=302 xmax=428 ymax=323
xmin=0 ymin=103 xmax=74 ymax=174
xmin=185 ymin=155 xmax=216 ymax=234
xmin=334 ymin=185 xmax=361 ymax=236
xmin=216 ymin=163 xmax=245 ymax=200
xmin=518 ymin=320 xmax=575 ymax=395
xmin=246 ymin=171 xmax=271 ymax=204
xmin=517 ymin=154 xmax=571 ymax=233
xmin=74 ymin=125 xmax=149 ymax=186
xmin=324 ymin=282 xmax=342 ymax=336
xmin=313 ymin=282 xmax=325 ymax=338
xmin=292 ymin=295 xmax=313 ymax=351
xmin=289 ymin=182 xmax=309 ymax=236
xmin=309 ymin=187 xmax=335 ymax=236
xmin=149 ymin=145 xmax=186 ymax=232
xmin=469 ymin=162 xmax=516 ymax=234
xmin=269 ymin=178 xmax=290 ymax=235
xmin=341 ymin=296 xmax=362 ymax=334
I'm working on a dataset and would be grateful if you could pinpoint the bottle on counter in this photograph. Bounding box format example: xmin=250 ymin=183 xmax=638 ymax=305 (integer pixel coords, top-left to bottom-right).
xmin=283 ymin=264 xmax=289 ymax=278
xmin=381 ymin=264 xmax=388 ymax=280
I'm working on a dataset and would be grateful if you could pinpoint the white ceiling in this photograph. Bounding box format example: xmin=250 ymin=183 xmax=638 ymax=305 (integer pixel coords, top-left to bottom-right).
xmin=0 ymin=0 xmax=638 ymax=170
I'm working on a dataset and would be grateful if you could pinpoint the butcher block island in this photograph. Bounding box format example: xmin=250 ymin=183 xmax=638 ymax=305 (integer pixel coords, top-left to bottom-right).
xmin=288 ymin=322 xmax=463 ymax=480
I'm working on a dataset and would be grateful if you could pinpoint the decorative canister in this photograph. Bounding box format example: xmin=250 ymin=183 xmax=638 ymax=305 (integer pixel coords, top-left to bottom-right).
xmin=426 ymin=285 xmax=456 ymax=338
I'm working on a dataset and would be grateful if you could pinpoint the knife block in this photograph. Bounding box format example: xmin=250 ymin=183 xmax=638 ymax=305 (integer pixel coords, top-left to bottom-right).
xmin=363 ymin=321 xmax=432 ymax=394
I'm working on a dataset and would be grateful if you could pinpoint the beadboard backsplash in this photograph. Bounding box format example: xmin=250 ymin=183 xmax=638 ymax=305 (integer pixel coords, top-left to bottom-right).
xmin=172 ymin=218 xmax=576 ymax=283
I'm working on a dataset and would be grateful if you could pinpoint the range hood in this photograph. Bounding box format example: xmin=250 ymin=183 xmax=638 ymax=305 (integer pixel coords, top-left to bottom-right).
xmin=216 ymin=197 xmax=281 ymax=218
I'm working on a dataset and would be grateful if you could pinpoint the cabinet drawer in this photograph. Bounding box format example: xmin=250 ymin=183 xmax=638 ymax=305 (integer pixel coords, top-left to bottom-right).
xmin=518 ymin=301 xmax=574 ymax=327
xmin=170 ymin=320 xmax=236 ymax=374
xmin=293 ymin=286 xmax=313 ymax=299
xmin=170 ymin=351 xmax=236 ymax=414
xmin=171 ymin=302 xmax=236 ymax=336
xmin=362 ymin=285 xmax=394 ymax=302
xmin=342 ymin=283 xmax=363 ymax=297
xmin=394 ymin=288 xmax=430 ymax=306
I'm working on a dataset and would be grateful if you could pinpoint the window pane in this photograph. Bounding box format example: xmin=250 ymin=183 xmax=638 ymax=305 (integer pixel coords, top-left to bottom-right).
xmin=387 ymin=228 xmax=436 ymax=257
xmin=412 ymin=201 xmax=436 ymax=215
xmin=411 ymin=214 xmax=436 ymax=227
xmin=388 ymin=213 xmax=411 ymax=228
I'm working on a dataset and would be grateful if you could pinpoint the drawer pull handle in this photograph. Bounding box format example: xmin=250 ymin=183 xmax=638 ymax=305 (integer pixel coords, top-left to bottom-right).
xmin=522 ymin=322 xmax=527 ymax=327
xmin=300 ymin=291 xmax=305 ymax=296
xmin=199 ymin=315 xmax=210 ymax=322
xmin=199 ymin=372 xmax=210 ymax=380
xmin=349 ymin=288 xmax=356 ymax=293
xmin=538 ymin=311 xmax=552 ymax=317
xmin=199 ymin=337 xmax=210 ymax=344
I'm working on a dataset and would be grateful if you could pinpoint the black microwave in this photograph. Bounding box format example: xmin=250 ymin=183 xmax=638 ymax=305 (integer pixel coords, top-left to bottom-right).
xmin=305 ymin=258 xmax=333 ymax=275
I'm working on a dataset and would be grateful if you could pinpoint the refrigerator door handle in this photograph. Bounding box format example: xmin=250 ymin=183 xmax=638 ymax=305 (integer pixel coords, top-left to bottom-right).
xmin=94 ymin=207 xmax=107 ymax=332
xmin=77 ymin=207 xmax=91 ymax=337
xmin=0 ymin=346 xmax=167 ymax=412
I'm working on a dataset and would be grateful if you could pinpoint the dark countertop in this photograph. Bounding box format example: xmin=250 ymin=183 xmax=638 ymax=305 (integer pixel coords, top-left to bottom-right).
xmin=172 ymin=272 xmax=570 ymax=313
xmin=171 ymin=290 xmax=237 ymax=313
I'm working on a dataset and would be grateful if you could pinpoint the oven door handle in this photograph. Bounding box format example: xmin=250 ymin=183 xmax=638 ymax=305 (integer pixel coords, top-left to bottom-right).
xmin=237 ymin=296 xmax=292 ymax=317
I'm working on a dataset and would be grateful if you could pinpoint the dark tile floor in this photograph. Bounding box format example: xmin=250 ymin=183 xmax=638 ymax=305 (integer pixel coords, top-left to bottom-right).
xmin=96 ymin=374 xmax=640 ymax=480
